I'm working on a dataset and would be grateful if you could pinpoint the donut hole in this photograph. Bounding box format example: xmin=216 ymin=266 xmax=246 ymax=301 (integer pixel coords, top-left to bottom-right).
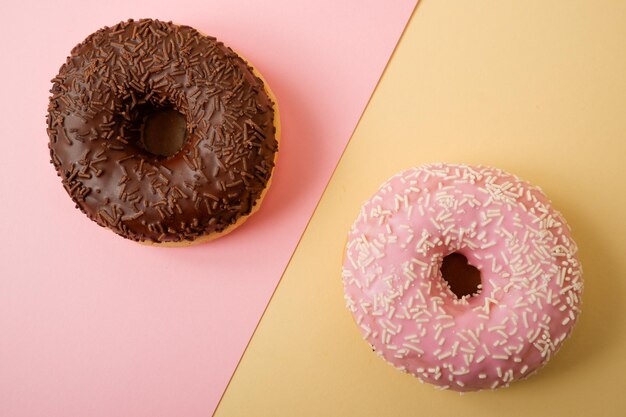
xmin=440 ymin=252 xmax=482 ymax=299
xmin=140 ymin=107 xmax=188 ymax=157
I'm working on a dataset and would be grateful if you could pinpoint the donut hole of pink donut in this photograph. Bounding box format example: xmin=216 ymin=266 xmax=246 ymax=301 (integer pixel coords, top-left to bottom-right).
xmin=440 ymin=252 xmax=482 ymax=299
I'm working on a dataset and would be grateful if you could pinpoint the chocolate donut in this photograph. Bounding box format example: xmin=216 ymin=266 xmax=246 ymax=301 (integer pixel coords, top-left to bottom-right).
xmin=47 ymin=19 xmax=279 ymax=245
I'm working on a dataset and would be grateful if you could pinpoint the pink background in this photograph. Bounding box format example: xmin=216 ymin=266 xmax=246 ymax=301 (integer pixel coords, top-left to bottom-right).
xmin=0 ymin=1 xmax=415 ymax=416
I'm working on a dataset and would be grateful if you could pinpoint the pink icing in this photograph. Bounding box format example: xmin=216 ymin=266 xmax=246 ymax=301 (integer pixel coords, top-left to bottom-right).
xmin=342 ymin=163 xmax=583 ymax=391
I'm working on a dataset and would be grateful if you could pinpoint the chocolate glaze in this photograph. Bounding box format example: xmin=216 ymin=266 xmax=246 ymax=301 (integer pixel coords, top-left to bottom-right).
xmin=47 ymin=19 xmax=278 ymax=243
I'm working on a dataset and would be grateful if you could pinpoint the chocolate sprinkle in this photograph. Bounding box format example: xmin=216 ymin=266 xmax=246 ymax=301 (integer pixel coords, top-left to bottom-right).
xmin=47 ymin=19 xmax=278 ymax=244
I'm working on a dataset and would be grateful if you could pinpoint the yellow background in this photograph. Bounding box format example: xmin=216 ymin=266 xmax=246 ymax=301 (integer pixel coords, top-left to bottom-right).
xmin=215 ymin=1 xmax=626 ymax=415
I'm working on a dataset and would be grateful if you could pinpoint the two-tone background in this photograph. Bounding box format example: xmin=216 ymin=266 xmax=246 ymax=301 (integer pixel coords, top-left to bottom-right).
xmin=1 ymin=1 xmax=625 ymax=416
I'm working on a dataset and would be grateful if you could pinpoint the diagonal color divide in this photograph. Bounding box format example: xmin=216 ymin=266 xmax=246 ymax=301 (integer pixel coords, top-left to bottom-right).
xmin=0 ymin=1 xmax=417 ymax=416
xmin=213 ymin=1 xmax=626 ymax=416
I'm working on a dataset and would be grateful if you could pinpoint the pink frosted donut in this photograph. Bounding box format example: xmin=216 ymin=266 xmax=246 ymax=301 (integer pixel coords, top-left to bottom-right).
xmin=342 ymin=163 xmax=583 ymax=391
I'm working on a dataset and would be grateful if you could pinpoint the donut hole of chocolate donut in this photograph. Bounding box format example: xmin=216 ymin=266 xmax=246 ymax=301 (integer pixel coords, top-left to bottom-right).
xmin=139 ymin=107 xmax=188 ymax=157
xmin=440 ymin=252 xmax=482 ymax=299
